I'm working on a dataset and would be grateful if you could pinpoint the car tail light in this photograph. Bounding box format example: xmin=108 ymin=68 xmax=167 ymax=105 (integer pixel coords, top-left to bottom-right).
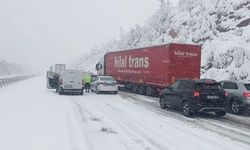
xmin=243 ymin=92 xmax=250 ymax=97
xmin=224 ymin=91 xmax=228 ymax=97
xmin=193 ymin=91 xmax=200 ymax=97
xmin=59 ymin=79 xmax=63 ymax=85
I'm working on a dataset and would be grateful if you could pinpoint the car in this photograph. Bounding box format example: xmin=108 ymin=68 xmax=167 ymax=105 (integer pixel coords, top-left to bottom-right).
xmin=91 ymin=74 xmax=98 ymax=82
xmin=159 ymin=79 xmax=227 ymax=117
xmin=220 ymin=80 xmax=250 ymax=114
xmin=57 ymin=70 xmax=84 ymax=95
xmin=91 ymin=76 xmax=118 ymax=94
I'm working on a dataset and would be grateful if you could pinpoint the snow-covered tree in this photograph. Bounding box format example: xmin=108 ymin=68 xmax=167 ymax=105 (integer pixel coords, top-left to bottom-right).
xmin=0 ymin=60 xmax=25 ymax=76
xmin=75 ymin=0 xmax=250 ymax=81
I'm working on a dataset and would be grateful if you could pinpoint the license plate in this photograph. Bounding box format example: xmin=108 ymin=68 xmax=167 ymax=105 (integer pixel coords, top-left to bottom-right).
xmin=207 ymin=95 xmax=219 ymax=99
xmin=65 ymin=85 xmax=72 ymax=88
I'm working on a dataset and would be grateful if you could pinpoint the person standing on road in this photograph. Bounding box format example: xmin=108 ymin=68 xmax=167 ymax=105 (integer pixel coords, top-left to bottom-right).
xmin=83 ymin=73 xmax=92 ymax=92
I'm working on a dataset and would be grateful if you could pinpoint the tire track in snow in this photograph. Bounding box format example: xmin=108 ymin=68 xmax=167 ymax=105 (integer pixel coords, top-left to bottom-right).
xmin=65 ymin=111 xmax=81 ymax=150
xmin=91 ymin=99 xmax=170 ymax=150
xmin=65 ymin=96 xmax=94 ymax=150
xmin=119 ymin=91 xmax=250 ymax=146
xmin=62 ymin=92 xmax=250 ymax=150
xmin=93 ymin=96 xmax=248 ymax=150
xmin=69 ymin=95 xmax=131 ymax=150
xmin=73 ymin=99 xmax=144 ymax=150
xmin=69 ymin=93 xmax=166 ymax=150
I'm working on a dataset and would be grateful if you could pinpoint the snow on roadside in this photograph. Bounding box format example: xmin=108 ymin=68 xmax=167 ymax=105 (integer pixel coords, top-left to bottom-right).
xmin=0 ymin=76 xmax=71 ymax=150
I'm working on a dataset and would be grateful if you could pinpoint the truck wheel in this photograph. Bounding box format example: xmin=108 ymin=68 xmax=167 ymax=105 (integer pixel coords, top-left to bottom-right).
xmin=230 ymin=99 xmax=241 ymax=114
xmin=132 ymin=85 xmax=138 ymax=94
xmin=159 ymin=96 xmax=167 ymax=109
xmin=138 ymin=85 xmax=145 ymax=95
xmin=182 ymin=101 xmax=192 ymax=117
xmin=146 ymin=86 xmax=156 ymax=96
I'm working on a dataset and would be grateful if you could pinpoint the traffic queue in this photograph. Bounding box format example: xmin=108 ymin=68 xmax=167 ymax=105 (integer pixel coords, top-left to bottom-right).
xmin=46 ymin=43 xmax=250 ymax=117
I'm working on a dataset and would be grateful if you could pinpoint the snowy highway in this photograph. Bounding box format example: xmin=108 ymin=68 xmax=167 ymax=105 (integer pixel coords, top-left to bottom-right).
xmin=1 ymin=76 xmax=250 ymax=150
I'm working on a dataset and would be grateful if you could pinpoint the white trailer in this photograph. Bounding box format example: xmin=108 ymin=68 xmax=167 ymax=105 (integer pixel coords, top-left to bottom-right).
xmin=55 ymin=64 xmax=66 ymax=74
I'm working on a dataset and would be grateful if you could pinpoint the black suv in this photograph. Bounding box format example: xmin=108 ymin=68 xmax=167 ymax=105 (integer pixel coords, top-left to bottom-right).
xmin=159 ymin=79 xmax=227 ymax=117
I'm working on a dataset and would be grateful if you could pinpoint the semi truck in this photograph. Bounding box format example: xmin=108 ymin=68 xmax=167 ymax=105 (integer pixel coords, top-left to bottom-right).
xmin=96 ymin=43 xmax=201 ymax=96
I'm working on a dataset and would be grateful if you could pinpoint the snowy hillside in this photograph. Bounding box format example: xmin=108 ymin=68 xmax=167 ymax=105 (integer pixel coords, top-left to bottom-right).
xmin=75 ymin=0 xmax=250 ymax=81
xmin=0 ymin=60 xmax=26 ymax=77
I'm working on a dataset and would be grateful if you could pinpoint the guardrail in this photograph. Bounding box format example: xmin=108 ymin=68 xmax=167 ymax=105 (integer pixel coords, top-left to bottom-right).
xmin=0 ymin=74 xmax=37 ymax=88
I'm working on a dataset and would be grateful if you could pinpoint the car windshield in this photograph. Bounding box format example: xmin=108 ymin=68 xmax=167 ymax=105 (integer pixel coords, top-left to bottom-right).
xmin=244 ymin=83 xmax=250 ymax=90
xmin=100 ymin=77 xmax=114 ymax=81
xmin=195 ymin=83 xmax=222 ymax=91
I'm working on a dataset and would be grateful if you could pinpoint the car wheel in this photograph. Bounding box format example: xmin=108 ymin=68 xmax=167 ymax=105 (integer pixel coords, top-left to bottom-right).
xmin=182 ymin=101 xmax=192 ymax=117
xmin=215 ymin=111 xmax=226 ymax=117
xmin=230 ymin=99 xmax=241 ymax=114
xmin=159 ymin=96 xmax=167 ymax=109
xmin=96 ymin=86 xmax=100 ymax=94
xmin=59 ymin=88 xmax=64 ymax=95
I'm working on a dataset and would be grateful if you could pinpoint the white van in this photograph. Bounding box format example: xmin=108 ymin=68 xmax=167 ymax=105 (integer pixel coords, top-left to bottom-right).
xmin=58 ymin=70 xmax=84 ymax=95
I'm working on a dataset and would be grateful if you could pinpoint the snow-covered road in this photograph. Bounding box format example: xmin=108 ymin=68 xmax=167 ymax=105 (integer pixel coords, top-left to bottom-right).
xmin=0 ymin=75 xmax=250 ymax=150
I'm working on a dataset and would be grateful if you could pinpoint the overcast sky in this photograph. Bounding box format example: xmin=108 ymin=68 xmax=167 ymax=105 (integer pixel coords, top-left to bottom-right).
xmin=0 ymin=0 xmax=178 ymax=72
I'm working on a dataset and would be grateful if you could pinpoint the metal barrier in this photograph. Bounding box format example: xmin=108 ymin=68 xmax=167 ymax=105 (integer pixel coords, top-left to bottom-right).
xmin=0 ymin=75 xmax=37 ymax=88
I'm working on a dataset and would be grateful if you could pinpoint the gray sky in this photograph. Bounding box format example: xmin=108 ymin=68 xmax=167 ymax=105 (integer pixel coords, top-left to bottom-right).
xmin=0 ymin=0 xmax=177 ymax=72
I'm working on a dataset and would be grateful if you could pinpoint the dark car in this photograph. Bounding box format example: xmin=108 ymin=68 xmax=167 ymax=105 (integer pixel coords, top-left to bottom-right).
xmin=159 ymin=79 xmax=227 ymax=117
xmin=220 ymin=80 xmax=250 ymax=114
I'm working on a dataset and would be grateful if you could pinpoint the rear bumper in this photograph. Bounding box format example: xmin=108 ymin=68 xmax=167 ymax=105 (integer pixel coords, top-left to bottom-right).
xmin=198 ymin=107 xmax=225 ymax=112
xmin=97 ymin=85 xmax=118 ymax=92
xmin=190 ymin=102 xmax=225 ymax=113
xmin=62 ymin=88 xmax=83 ymax=93
xmin=241 ymin=103 xmax=250 ymax=111
xmin=243 ymin=99 xmax=250 ymax=106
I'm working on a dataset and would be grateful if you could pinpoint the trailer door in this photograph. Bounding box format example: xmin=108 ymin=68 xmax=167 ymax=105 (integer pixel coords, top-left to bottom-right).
xmin=46 ymin=71 xmax=59 ymax=89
